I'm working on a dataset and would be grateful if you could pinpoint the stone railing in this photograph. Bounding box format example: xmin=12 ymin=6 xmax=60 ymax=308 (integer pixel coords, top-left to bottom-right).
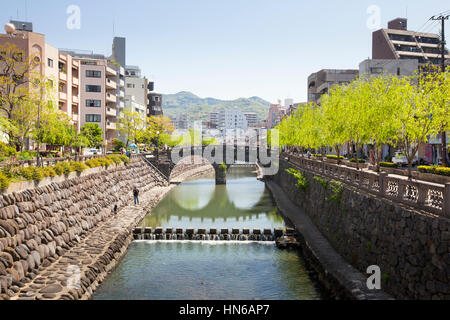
xmin=283 ymin=153 xmax=450 ymax=218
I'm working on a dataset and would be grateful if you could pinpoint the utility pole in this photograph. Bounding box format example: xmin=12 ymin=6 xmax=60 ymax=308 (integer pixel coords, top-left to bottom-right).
xmin=431 ymin=15 xmax=449 ymax=166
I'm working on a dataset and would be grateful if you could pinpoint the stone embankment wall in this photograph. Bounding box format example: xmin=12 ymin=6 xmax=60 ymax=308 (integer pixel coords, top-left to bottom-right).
xmin=273 ymin=160 xmax=449 ymax=300
xmin=0 ymin=157 xmax=169 ymax=300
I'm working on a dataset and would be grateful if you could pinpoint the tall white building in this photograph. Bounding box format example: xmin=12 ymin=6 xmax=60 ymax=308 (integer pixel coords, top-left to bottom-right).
xmin=125 ymin=65 xmax=148 ymax=107
xmin=218 ymin=108 xmax=248 ymax=131
xmin=243 ymin=112 xmax=258 ymax=127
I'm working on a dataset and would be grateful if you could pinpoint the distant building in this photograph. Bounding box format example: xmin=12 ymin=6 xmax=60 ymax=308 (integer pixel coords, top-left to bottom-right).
xmin=147 ymin=81 xmax=163 ymax=116
xmin=219 ymin=108 xmax=248 ymax=131
xmin=243 ymin=112 xmax=258 ymax=127
xmin=112 ymin=37 xmax=126 ymax=67
xmin=266 ymin=103 xmax=287 ymax=129
xmin=124 ymin=95 xmax=146 ymax=117
xmin=170 ymin=113 xmax=190 ymax=130
xmin=307 ymin=69 xmax=359 ymax=105
xmin=209 ymin=110 xmax=220 ymax=128
xmin=359 ymin=59 xmax=418 ymax=78
xmin=372 ymin=18 xmax=449 ymax=66
xmin=125 ymin=65 xmax=148 ymax=108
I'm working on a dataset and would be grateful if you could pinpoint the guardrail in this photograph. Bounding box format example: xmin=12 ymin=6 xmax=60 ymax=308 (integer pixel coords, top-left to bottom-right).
xmin=140 ymin=153 xmax=170 ymax=182
xmin=283 ymin=153 xmax=450 ymax=218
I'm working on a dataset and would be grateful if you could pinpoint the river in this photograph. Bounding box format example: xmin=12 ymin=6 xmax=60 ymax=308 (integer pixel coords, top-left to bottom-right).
xmin=92 ymin=167 xmax=323 ymax=300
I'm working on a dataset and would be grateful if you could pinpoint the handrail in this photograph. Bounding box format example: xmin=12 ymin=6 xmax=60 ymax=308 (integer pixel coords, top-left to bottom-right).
xmin=282 ymin=152 xmax=449 ymax=218
xmin=140 ymin=154 xmax=170 ymax=182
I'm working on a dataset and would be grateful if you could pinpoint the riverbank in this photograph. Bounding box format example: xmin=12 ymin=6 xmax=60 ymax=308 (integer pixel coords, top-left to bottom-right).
xmin=265 ymin=180 xmax=391 ymax=300
xmin=0 ymin=157 xmax=213 ymax=300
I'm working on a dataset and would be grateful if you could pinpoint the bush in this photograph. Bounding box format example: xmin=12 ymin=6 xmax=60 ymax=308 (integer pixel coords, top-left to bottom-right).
xmin=326 ymin=155 xmax=344 ymax=160
xmin=18 ymin=166 xmax=42 ymax=181
xmin=119 ymin=155 xmax=130 ymax=164
xmin=41 ymin=167 xmax=56 ymax=178
xmin=112 ymin=139 xmax=125 ymax=152
xmin=286 ymin=168 xmax=308 ymax=191
xmin=0 ymin=172 xmax=10 ymax=190
xmin=54 ymin=162 xmax=72 ymax=175
xmin=70 ymin=161 xmax=88 ymax=173
xmin=85 ymin=159 xmax=100 ymax=168
xmin=106 ymin=155 xmax=122 ymax=165
xmin=380 ymin=162 xmax=398 ymax=168
xmin=0 ymin=142 xmax=17 ymax=158
xmin=349 ymin=158 xmax=366 ymax=163
xmin=418 ymin=166 xmax=450 ymax=176
xmin=313 ymin=154 xmax=322 ymax=157
xmin=97 ymin=158 xmax=112 ymax=168
xmin=18 ymin=152 xmax=34 ymax=161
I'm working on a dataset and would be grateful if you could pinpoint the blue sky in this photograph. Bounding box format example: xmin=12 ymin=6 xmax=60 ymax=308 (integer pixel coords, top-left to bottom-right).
xmin=1 ymin=0 xmax=448 ymax=103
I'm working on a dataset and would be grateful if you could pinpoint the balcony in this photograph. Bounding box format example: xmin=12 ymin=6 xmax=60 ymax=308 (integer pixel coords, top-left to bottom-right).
xmin=106 ymin=121 xmax=116 ymax=130
xmin=119 ymin=91 xmax=125 ymax=98
xmin=118 ymin=101 xmax=125 ymax=109
xmin=72 ymin=95 xmax=79 ymax=104
xmin=106 ymin=66 xmax=117 ymax=76
xmin=72 ymin=114 xmax=79 ymax=122
xmin=59 ymin=72 xmax=67 ymax=82
xmin=119 ymin=79 xmax=125 ymax=87
xmin=72 ymin=77 xmax=79 ymax=86
xmin=59 ymin=92 xmax=67 ymax=101
xmin=106 ymin=93 xmax=116 ymax=103
xmin=106 ymin=79 xmax=117 ymax=89
xmin=59 ymin=54 xmax=67 ymax=62
xmin=106 ymin=107 xmax=116 ymax=117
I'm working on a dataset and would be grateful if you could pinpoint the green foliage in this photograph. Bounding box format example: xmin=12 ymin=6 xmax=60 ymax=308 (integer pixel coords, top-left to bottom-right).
xmin=418 ymin=165 xmax=450 ymax=176
xmin=0 ymin=142 xmax=17 ymax=158
xmin=119 ymin=155 xmax=130 ymax=164
xmin=285 ymin=168 xmax=308 ymax=191
xmin=162 ymin=91 xmax=270 ymax=123
xmin=106 ymin=155 xmax=122 ymax=165
xmin=18 ymin=166 xmax=43 ymax=181
xmin=18 ymin=152 xmax=35 ymax=161
xmin=326 ymin=155 xmax=344 ymax=160
xmin=349 ymin=158 xmax=366 ymax=163
xmin=80 ymin=123 xmax=104 ymax=148
xmin=366 ymin=241 xmax=372 ymax=251
xmin=54 ymin=162 xmax=72 ymax=175
xmin=85 ymin=159 xmax=100 ymax=168
xmin=327 ymin=180 xmax=344 ymax=204
xmin=0 ymin=172 xmax=10 ymax=190
xmin=380 ymin=162 xmax=398 ymax=168
xmin=70 ymin=161 xmax=88 ymax=173
xmin=41 ymin=167 xmax=56 ymax=178
xmin=313 ymin=176 xmax=329 ymax=189
xmin=112 ymin=139 xmax=125 ymax=152
xmin=381 ymin=273 xmax=389 ymax=283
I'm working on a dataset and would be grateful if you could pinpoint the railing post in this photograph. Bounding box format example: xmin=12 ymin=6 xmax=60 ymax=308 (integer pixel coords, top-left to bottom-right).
xmin=379 ymin=172 xmax=387 ymax=196
xmin=398 ymin=180 xmax=406 ymax=202
xmin=444 ymin=183 xmax=450 ymax=218
xmin=416 ymin=183 xmax=427 ymax=208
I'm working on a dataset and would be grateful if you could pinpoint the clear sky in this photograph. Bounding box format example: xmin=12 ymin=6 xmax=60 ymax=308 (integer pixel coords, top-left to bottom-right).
xmin=1 ymin=0 xmax=448 ymax=103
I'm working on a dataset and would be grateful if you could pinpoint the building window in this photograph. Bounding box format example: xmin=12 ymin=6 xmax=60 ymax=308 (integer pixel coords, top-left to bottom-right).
xmin=47 ymin=58 xmax=53 ymax=68
xmin=370 ymin=67 xmax=383 ymax=74
xmin=86 ymin=99 xmax=101 ymax=107
xmin=86 ymin=70 xmax=101 ymax=78
xmin=127 ymin=84 xmax=135 ymax=88
xmin=86 ymin=114 xmax=101 ymax=122
xmin=86 ymin=85 xmax=101 ymax=93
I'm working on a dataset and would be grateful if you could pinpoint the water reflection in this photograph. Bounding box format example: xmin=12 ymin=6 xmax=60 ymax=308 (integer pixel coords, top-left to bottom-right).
xmin=140 ymin=167 xmax=285 ymax=229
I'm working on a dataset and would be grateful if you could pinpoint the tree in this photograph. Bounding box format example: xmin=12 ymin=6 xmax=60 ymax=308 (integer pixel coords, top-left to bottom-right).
xmin=390 ymin=71 xmax=449 ymax=177
xmin=79 ymin=123 xmax=103 ymax=149
xmin=0 ymin=43 xmax=54 ymax=151
xmin=112 ymin=138 xmax=125 ymax=152
xmin=142 ymin=116 xmax=175 ymax=147
xmin=118 ymin=110 xmax=145 ymax=147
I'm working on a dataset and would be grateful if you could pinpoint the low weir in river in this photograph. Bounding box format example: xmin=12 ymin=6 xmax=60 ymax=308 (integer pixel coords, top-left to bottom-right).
xmin=132 ymin=226 xmax=296 ymax=242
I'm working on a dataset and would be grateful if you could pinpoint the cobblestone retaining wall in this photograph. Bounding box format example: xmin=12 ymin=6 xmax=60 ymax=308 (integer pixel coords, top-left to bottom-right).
xmin=0 ymin=157 xmax=170 ymax=300
xmin=273 ymin=160 xmax=449 ymax=300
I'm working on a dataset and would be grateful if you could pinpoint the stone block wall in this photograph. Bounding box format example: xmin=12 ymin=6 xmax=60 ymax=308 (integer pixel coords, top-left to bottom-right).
xmin=273 ymin=160 xmax=449 ymax=300
xmin=0 ymin=157 xmax=167 ymax=298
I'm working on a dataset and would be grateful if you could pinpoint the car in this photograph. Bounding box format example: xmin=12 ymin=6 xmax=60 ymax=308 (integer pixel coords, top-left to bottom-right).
xmin=392 ymin=152 xmax=419 ymax=167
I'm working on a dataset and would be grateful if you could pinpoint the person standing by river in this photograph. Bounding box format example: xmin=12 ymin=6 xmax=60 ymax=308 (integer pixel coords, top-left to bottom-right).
xmin=133 ymin=187 xmax=140 ymax=205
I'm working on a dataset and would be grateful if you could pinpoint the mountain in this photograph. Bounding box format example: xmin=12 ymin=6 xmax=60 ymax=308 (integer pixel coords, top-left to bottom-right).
xmin=162 ymin=91 xmax=271 ymax=123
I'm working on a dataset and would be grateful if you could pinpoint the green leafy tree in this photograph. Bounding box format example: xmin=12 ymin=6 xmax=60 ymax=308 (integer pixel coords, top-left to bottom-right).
xmin=80 ymin=123 xmax=104 ymax=149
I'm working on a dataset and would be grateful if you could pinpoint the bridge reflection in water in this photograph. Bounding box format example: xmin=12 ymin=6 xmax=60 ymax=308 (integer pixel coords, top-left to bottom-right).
xmin=140 ymin=167 xmax=286 ymax=230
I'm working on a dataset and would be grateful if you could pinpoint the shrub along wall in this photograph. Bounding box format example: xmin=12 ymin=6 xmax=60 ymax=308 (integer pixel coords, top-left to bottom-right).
xmin=273 ymin=160 xmax=449 ymax=300
xmin=0 ymin=157 xmax=167 ymax=298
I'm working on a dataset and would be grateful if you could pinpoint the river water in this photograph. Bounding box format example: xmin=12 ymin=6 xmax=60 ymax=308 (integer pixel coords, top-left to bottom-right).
xmin=92 ymin=167 xmax=323 ymax=300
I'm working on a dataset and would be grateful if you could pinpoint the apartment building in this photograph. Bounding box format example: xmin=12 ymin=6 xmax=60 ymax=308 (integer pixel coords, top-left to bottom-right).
xmin=125 ymin=65 xmax=148 ymax=107
xmin=218 ymin=108 xmax=248 ymax=131
xmin=147 ymin=81 xmax=163 ymax=117
xmin=359 ymin=58 xmax=418 ymax=78
xmin=0 ymin=21 xmax=81 ymax=137
xmin=124 ymin=95 xmax=146 ymax=119
xmin=63 ymin=50 xmax=119 ymax=148
xmin=243 ymin=112 xmax=258 ymax=127
xmin=307 ymin=69 xmax=359 ymax=105
xmin=170 ymin=113 xmax=190 ymax=130
xmin=266 ymin=103 xmax=287 ymax=129
xmin=372 ymin=18 xmax=449 ymax=66
xmin=209 ymin=110 xmax=220 ymax=128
